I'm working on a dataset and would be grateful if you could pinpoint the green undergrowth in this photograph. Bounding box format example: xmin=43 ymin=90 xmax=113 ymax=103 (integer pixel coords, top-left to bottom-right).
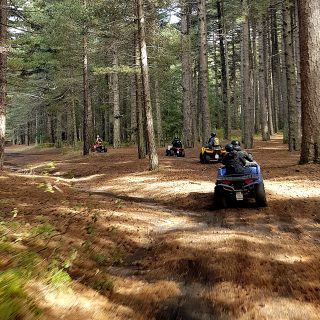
xmin=0 ymin=220 xmax=76 ymax=320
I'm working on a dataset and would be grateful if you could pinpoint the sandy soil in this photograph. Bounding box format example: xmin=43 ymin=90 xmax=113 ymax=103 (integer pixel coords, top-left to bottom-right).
xmin=1 ymin=136 xmax=320 ymax=320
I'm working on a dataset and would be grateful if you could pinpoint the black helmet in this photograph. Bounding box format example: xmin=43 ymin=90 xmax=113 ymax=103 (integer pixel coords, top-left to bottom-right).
xmin=231 ymin=140 xmax=240 ymax=147
xmin=231 ymin=140 xmax=241 ymax=151
xmin=225 ymin=144 xmax=234 ymax=152
xmin=211 ymin=132 xmax=216 ymax=137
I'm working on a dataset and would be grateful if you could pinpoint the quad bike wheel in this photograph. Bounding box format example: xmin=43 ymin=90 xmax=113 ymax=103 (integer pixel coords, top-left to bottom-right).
xmin=214 ymin=188 xmax=228 ymax=209
xmin=204 ymin=154 xmax=211 ymax=164
xmin=200 ymin=153 xmax=204 ymax=163
xmin=170 ymin=149 xmax=175 ymax=156
xmin=255 ymin=183 xmax=267 ymax=207
xmin=181 ymin=151 xmax=185 ymax=157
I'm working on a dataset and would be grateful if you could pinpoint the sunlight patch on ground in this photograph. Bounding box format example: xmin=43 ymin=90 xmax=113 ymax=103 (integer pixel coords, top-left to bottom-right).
xmin=259 ymin=297 xmax=320 ymax=320
xmin=0 ymin=176 xmax=8 ymax=180
xmin=94 ymin=176 xmax=213 ymax=198
xmin=266 ymin=180 xmax=320 ymax=199
xmin=28 ymin=281 xmax=118 ymax=320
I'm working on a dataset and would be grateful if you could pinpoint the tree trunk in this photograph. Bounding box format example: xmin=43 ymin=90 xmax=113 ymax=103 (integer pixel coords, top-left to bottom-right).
xmin=282 ymin=0 xmax=298 ymax=151
xmin=258 ymin=18 xmax=269 ymax=141
xmin=298 ymin=0 xmax=320 ymax=163
xmin=252 ymin=20 xmax=260 ymax=134
xmin=241 ymin=0 xmax=254 ymax=148
xmin=270 ymin=0 xmax=281 ymax=133
xmin=55 ymin=111 xmax=62 ymax=148
xmin=134 ymin=26 xmax=146 ymax=159
xmin=112 ymin=45 xmax=121 ymax=148
xmin=197 ymin=0 xmax=210 ymax=145
xmin=136 ymin=0 xmax=158 ymax=170
xmin=0 ymin=0 xmax=7 ymax=170
xmin=293 ymin=0 xmax=301 ymax=151
xmin=130 ymin=74 xmax=137 ymax=143
xmin=181 ymin=0 xmax=194 ymax=148
xmin=82 ymin=0 xmax=93 ymax=155
xmin=154 ymin=77 xmax=164 ymax=146
xmin=217 ymin=0 xmax=230 ymax=140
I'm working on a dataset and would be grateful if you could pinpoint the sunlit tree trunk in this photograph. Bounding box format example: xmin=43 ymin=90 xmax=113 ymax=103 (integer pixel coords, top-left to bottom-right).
xmin=217 ymin=0 xmax=230 ymax=140
xmin=241 ymin=0 xmax=253 ymax=148
xmin=136 ymin=0 xmax=158 ymax=170
xmin=298 ymin=0 xmax=320 ymax=163
xmin=258 ymin=17 xmax=269 ymax=141
xmin=134 ymin=21 xmax=146 ymax=159
xmin=197 ymin=0 xmax=210 ymax=144
xmin=0 ymin=0 xmax=7 ymax=170
xmin=181 ymin=0 xmax=193 ymax=147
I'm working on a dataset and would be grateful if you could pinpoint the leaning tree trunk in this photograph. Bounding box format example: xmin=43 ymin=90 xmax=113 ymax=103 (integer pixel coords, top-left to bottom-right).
xmin=298 ymin=0 xmax=320 ymax=163
xmin=136 ymin=0 xmax=158 ymax=170
xmin=241 ymin=0 xmax=254 ymax=148
xmin=0 ymin=0 xmax=7 ymax=170
xmin=197 ymin=0 xmax=211 ymax=144
xmin=181 ymin=0 xmax=194 ymax=148
xmin=217 ymin=0 xmax=230 ymax=140
xmin=82 ymin=0 xmax=93 ymax=155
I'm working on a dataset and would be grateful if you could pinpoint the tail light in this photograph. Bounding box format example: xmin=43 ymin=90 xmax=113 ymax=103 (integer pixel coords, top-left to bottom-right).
xmin=244 ymin=179 xmax=254 ymax=184
xmin=222 ymin=180 xmax=231 ymax=185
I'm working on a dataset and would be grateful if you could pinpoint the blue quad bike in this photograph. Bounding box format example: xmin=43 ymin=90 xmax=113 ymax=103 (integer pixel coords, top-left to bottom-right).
xmin=214 ymin=163 xmax=267 ymax=208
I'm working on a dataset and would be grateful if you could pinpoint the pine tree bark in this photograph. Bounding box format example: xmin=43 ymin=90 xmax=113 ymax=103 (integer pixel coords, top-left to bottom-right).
xmin=136 ymin=0 xmax=158 ymax=170
xmin=154 ymin=77 xmax=163 ymax=146
xmin=258 ymin=18 xmax=269 ymax=141
xmin=293 ymin=0 xmax=301 ymax=151
xmin=241 ymin=0 xmax=254 ymax=148
xmin=130 ymin=74 xmax=137 ymax=143
xmin=181 ymin=0 xmax=194 ymax=147
xmin=217 ymin=0 xmax=230 ymax=140
xmin=0 ymin=0 xmax=7 ymax=170
xmin=298 ymin=0 xmax=320 ymax=163
xmin=252 ymin=20 xmax=260 ymax=134
xmin=197 ymin=0 xmax=210 ymax=144
xmin=134 ymin=25 xmax=146 ymax=159
xmin=282 ymin=0 xmax=298 ymax=151
xmin=82 ymin=0 xmax=93 ymax=155
xmin=270 ymin=0 xmax=281 ymax=133
xmin=112 ymin=45 xmax=121 ymax=148
xmin=55 ymin=111 xmax=62 ymax=148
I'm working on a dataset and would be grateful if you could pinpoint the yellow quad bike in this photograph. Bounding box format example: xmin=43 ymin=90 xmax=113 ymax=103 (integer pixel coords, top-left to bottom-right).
xmin=200 ymin=145 xmax=227 ymax=164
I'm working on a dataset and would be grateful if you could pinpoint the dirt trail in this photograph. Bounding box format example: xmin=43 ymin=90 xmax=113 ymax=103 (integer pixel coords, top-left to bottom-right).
xmin=1 ymin=137 xmax=320 ymax=320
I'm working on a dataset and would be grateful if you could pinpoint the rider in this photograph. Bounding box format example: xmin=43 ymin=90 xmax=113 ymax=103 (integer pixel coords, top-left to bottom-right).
xmin=96 ymin=135 xmax=103 ymax=145
xmin=172 ymin=137 xmax=182 ymax=148
xmin=208 ymin=132 xmax=220 ymax=148
xmin=222 ymin=143 xmax=247 ymax=175
xmin=231 ymin=140 xmax=253 ymax=162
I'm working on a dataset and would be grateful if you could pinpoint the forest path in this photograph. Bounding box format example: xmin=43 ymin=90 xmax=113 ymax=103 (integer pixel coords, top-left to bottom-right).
xmin=2 ymin=137 xmax=320 ymax=319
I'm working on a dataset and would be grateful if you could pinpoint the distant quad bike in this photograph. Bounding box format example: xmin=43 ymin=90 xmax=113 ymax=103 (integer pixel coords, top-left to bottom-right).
xmin=200 ymin=145 xmax=226 ymax=164
xmin=91 ymin=143 xmax=107 ymax=153
xmin=214 ymin=162 xmax=267 ymax=208
xmin=166 ymin=145 xmax=185 ymax=157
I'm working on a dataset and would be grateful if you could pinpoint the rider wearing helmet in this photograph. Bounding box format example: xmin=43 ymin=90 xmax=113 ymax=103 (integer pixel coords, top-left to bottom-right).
xmin=222 ymin=143 xmax=246 ymax=174
xmin=172 ymin=137 xmax=182 ymax=148
xmin=231 ymin=140 xmax=253 ymax=162
xmin=96 ymin=135 xmax=103 ymax=145
xmin=208 ymin=132 xmax=220 ymax=148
